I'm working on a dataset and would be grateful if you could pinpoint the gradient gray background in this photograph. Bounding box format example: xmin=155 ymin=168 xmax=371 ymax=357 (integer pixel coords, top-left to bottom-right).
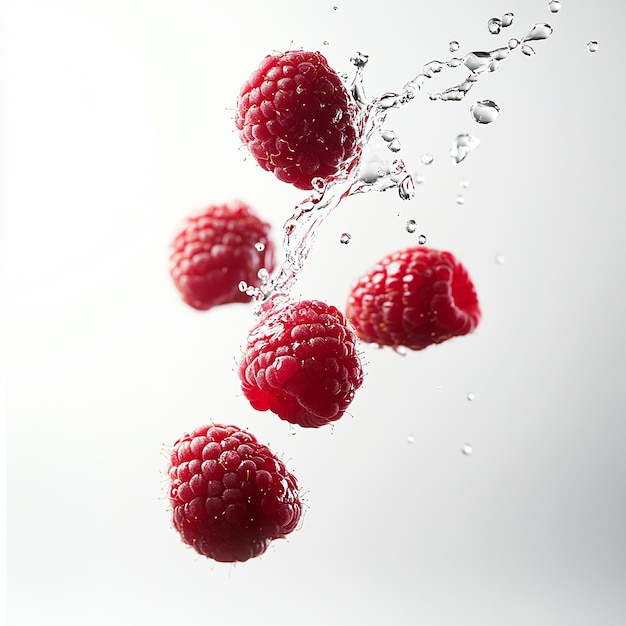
xmin=5 ymin=0 xmax=626 ymax=624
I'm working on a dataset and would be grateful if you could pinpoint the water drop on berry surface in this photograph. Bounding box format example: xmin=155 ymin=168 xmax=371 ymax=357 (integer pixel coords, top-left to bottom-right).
xmin=257 ymin=268 xmax=269 ymax=281
xmin=254 ymin=242 xmax=265 ymax=252
xmin=418 ymin=234 xmax=427 ymax=245
xmin=421 ymin=153 xmax=434 ymax=165
xmin=587 ymin=40 xmax=599 ymax=53
xmin=238 ymin=280 xmax=248 ymax=292
xmin=471 ymin=99 xmax=500 ymax=124
xmin=462 ymin=444 xmax=473 ymax=456
xmin=406 ymin=219 xmax=417 ymax=233
xmin=449 ymin=40 xmax=460 ymax=52
xmin=488 ymin=18 xmax=502 ymax=35
xmin=548 ymin=0 xmax=561 ymax=13
xmin=340 ymin=232 xmax=351 ymax=244
xmin=393 ymin=345 xmax=407 ymax=356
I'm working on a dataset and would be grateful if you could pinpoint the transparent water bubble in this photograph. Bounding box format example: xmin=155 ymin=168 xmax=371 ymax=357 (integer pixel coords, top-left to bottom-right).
xmin=421 ymin=153 xmax=434 ymax=165
xmin=501 ymin=12 xmax=514 ymax=27
xmin=418 ymin=234 xmax=427 ymax=245
xmin=495 ymin=254 xmax=506 ymax=264
xmin=508 ymin=38 xmax=520 ymax=49
xmin=523 ymin=23 xmax=553 ymax=42
xmin=471 ymin=99 xmax=500 ymax=124
xmin=406 ymin=219 xmax=417 ymax=233
xmin=449 ymin=40 xmax=460 ymax=52
xmin=340 ymin=232 xmax=351 ymax=244
xmin=587 ymin=40 xmax=599 ymax=53
xmin=462 ymin=444 xmax=473 ymax=456
xmin=548 ymin=0 xmax=561 ymax=13
xmin=456 ymin=194 xmax=465 ymax=205
xmin=488 ymin=18 xmax=502 ymax=35
xmin=521 ymin=44 xmax=535 ymax=56
xmin=450 ymin=133 xmax=481 ymax=163
xmin=254 ymin=242 xmax=265 ymax=252
xmin=407 ymin=434 xmax=415 ymax=444
xmin=467 ymin=392 xmax=475 ymax=401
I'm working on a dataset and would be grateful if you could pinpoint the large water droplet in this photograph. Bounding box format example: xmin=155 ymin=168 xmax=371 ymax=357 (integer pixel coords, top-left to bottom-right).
xmin=421 ymin=153 xmax=434 ymax=165
xmin=462 ymin=444 xmax=473 ymax=456
xmin=406 ymin=219 xmax=417 ymax=233
xmin=450 ymin=133 xmax=481 ymax=163
xmin=501 ymin=12 xmax=514 ymax=27
xmin=464 ymin=51 xmax=493 ymax=72
xmin=587 ymin=40 xmax=599 ymax=53
xmin=340 ymin=232 xmax=351 ymax=244
xmin=488 ymin=18 xmax=502 ymax=35
xmin=548 ymin=0 xmax=561 ymax=13
xmin=449 ymin=40 xmax=460 ymax=52
xmin=471 ymin=99 xmax=500 ymax=124
xmin=418 ymin=234 xmax=427 ymax=245
xmin=523 ymin=23 xmax=553 ymax=42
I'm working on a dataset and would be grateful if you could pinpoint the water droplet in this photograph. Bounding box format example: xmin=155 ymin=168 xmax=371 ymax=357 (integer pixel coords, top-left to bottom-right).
xmin=523 ymin=23 xmax=553 ymax=43
xmin=435 ymin=384 xmax=443 ymax=390
xmin=456 ymin=194 xmax=465 ymax=205
xmin=450 ymin=133 xmax=481 ymax=163
xmin=414 ymin=174 xmax=425 ymax=185
xmin=501 ymin=12 xmax=514 ymax=27
xmin=333 ymin=5 xmax=338 ymax=10
xmin=462 ymin=444 xmax=473 ymax=456
xmin=380 ymin=129 xmax=396 ymax=142
xmin=340 ymin=232 xmax=351 ymax=244
xmin=464 ymin=51 xmax=493 ymax=72
xmin=488 ymin=18 xmax=501 ymax=35
xmin=406 ymin=219 xmax=417 ymax=233
xmin=495 ymin=254 xmax=506 ymax=264
xmin=471 ymin=99 xmax=500 ymax=124
xmin=521 ymin=44 xmax=535 ymax=56
xmin=398 ymin=175 xmax=415 ymax=200
xmin=238 ymin=280 xmax=248 ymax=292
xmin=407 ymin=434 xmax=415 ymax=444
xmin=393 ymin=345 xmax=407 ymax=356
xmin=323 ymin=40 xmax=329 ymax=46
xmin=257 ymin=267 xmax=269 ymax=281
xmin=548 ymin=0 xmax=561 ymax=13
xmin=254 ymin=242 xmax=265 ymax=252
xmin=421 ymin=153 xmax=434 ymax=165
xmin=508 ymin=38 xmax=520 ymax=49
xmin=449 ymin=40 xmax=460 ymax=52
xmin=587 ymin=40 xmax=599 ymax=53
xmin=418 ymin=234 xmax=427 ymax=245
xmin=461 ymin=179 xmax=470 ymax=188
xmin=388 ymin=138 xmax=402 ymax=152
xmin=467 ymin=392 xmax=475 ymax=401
xmin=350 ymin=51 xmax=369 ymax=67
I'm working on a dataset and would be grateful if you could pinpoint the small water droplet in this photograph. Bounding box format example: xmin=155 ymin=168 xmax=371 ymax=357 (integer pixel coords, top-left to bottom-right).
xmin=508 ymin=38 xmax=520 ymax=49
xmin=450 ymin=133 xmax=481 ymax=163
xmin=521 ymin=44 xmax=535 ymax=56
xmin=436 ymin=384 xmax=443 ymax=390
xmin=523 ymin=23 xmax=553 ymax=42
xmin=488 ymin=18 xmax=502 ymax=35
xmin=238 ymin=280 xmax=248 ymax=292
xmin=254 ymin=242 xmax=265 ymax=252
xmin=462 ymin=443 xmax=473 ymax=456
xmin=340 ymin=232 xmax=351 ymax=245
xmin=471 ymin=99 xmax=500 ymax=124
xmin=323 ymin=40 xmax=329 ymax=46
xmin=548 ymin=0 xmax=561 ymax=13
xmin=407 ymin=434 xmax=415 ymax=444
xmin=380 ymin=129 xmax=395 ymax=142
xmin=414 ymin=174 xmax=425 ymax=184
xmin=587 ymin=40 xmax=599 ymax=53
xmin=333 ymin=5 xmax=338 ymax=10
xmin=257 ymin=268 xmax=269 ymax=281
xmin=449 ymin=40 xmax=460 ymax=52
xmin=501 ymin=12 xmax=514 ymax=27
xmin=495 ymin=254 xmax=506 ymax=265
xmin=418 ymin=234 xmax=427 ymax=245
xmin=388 ymin=138 xmax=402 ymax=152
xmin=460 ymin=179 xmax=470 ymax=188
xmin=393 ymin=345 xmax=407 ymax=356
xmin=421 ymin=153 xmax=434 ymax=165
xmin=406 ymin=219 xmax=417 ymax=233
xmin=398 ymin=175 xmax=415 ymax=200
xmin=467 ymin=392 xmax=475 ymax=401
xmin=456 ymin=194 xmax=465 ymax=205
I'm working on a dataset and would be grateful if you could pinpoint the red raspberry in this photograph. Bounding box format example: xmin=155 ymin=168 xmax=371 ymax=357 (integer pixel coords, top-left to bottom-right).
xmin=167 ymin=423 xmax=302 ymax=563
xmin=239 ymin=298 xmax=364 ymax=428
xmin=169 ymin=200 xmax=275 ymax=311
xmin=235 ymin=50 xmax=359 ymax=190
xmin=346 ymin=247 xmax=481 ymax=351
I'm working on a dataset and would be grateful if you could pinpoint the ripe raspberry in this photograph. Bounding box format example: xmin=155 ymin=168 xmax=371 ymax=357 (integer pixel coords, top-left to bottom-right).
xmin=239 ymin=298 xmax=364 ymax=428
xmin=169 ymin=200 xmax=275 ymax=311
xmin=235 ymin=50 xmax=359 ymax=190
xmin=346 ymin=247 xmax=481 ymax=351
xmin=167 ymin=423 xmax=302 ymax=563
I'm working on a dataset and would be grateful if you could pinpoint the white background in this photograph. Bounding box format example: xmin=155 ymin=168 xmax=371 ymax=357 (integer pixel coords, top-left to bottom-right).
xmin=4 ymin=0 xmax=626 ymax=624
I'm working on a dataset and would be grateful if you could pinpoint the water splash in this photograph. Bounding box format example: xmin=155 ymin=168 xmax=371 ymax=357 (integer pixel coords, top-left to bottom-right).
xmin=251 ymin=18 xmax=556 ymax=306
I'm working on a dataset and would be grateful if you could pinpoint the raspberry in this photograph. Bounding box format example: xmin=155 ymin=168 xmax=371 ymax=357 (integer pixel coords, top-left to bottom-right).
xmin=346 ymin=246 xmax=481 ymax=350
xmin=167 ymin=423 xmax=302 ymax=563
xmin=239 ymin=298 xmax=364 ymax=428
xmin=235 ymin=50 xmax=359 ymax=190
xmin=169 ymin=200 xmax=275 ymax=311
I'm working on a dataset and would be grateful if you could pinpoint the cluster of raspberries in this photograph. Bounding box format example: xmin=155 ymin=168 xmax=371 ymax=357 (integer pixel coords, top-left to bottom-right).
xmin=166 ymin=50 xmax=482 ymax=563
